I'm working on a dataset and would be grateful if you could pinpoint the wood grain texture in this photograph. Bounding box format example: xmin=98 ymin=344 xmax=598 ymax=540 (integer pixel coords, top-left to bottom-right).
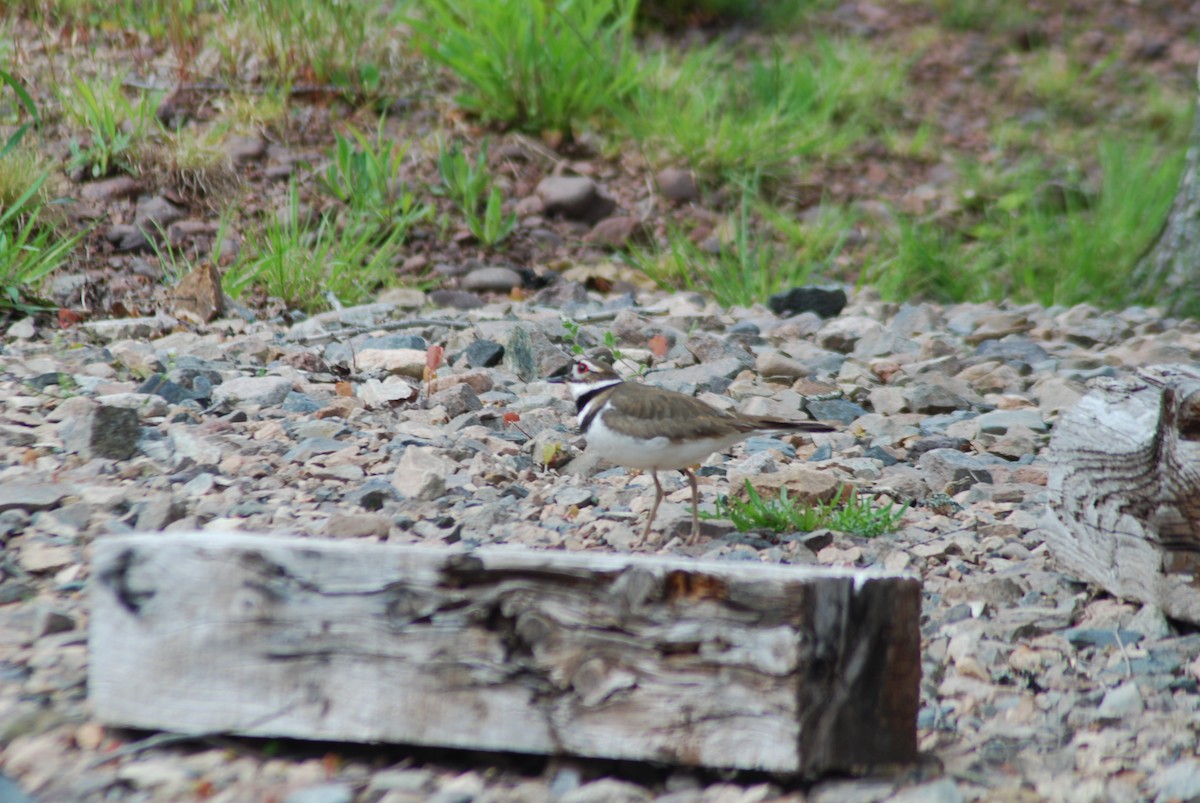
xmin=1044 ymin=364 xmax=1200 ymax=622
xmin=89 ymin=532 xmax=921 ymax=774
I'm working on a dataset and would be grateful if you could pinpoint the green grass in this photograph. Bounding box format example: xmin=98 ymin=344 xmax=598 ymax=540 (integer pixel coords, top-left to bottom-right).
xmin=434 ymin=140 xmax=516 ymax=247
xmin=631 ymin=37 xmax=906 ymax=180
xmin=222 ymin=185 xmax=409 ymax=313
xmin=60 ymin=73 xmax=158 ymax=178
xmin=409 ymin=0 xmax=641 ymax=138
xmin=317 ymin=121 xmax=431 ymax=234
xmin=707 ymin=481 xmax=908 ymax=537
xmin=865 ymin=136 xmax=1186 ymax=307
xmin=629 ymin=183 xmax=850 ymax=307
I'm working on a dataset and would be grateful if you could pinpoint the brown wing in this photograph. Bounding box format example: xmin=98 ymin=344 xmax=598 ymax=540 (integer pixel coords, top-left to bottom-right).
xmin=603 ymin=384 xmax=742 ymax=441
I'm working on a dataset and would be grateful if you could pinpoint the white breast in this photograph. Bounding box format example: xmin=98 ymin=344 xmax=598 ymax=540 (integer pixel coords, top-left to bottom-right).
xmin=584 ymin=412 xmax=749 ymax=471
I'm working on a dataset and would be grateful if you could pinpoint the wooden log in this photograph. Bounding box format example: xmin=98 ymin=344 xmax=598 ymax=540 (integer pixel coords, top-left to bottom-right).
xmin=1043 ymin=364 xmax=1200 ymax=623
xmin=89 ymin=532 xmax=920 ymax=774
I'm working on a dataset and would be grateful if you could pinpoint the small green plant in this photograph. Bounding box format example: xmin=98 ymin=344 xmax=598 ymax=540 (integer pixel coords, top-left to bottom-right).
xmin=223 ymin=184 xmax=406 ymax=313
xmin=435 ymin=140 xmax=516 ymax=246
xmin=61 ymin=74 xmax=158 ymax=178
xmin=435 ymin=139 xmax=490 ymax=210
xmin=708 ymin=481 xmax=908 ymax=538
xmin=561 ymin=317 xmax=586 ymax=355
xmin=1 ymin=71 xmax=82 ymax=314
xmin=410 ymin=0 xmax=641 ymax=138
xmin=318 ymin=122 xmax=431 ymax=233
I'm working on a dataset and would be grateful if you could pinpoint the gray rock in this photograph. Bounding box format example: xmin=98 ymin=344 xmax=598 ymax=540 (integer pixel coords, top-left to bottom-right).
xmin=976 ymin=409 xmax=1047 ymax=434
xmin=558 ymin=779 xmax=652 ymax=803
xmin=33 ymin=605 xmax=76 ymax=638
xmin=536 ymin=176 xmax=615 ymax=223
xmin=587 ymin=216 xmax=649 ymax=249
xmin=1152 ymin=759 xmax=1200 ymax=803
xmin=134 ymin=196 xmax=185 ymax=231
xmin=428 ymin=383 xmax=483 ymax=418
xmin=1096 ymin=681 xmax=1144 ymax=718
xmin=464 ymin=340 xmax=504 ymax=368
xmin=806 ymin=398 xmax=868 ymax=425
xmin=94 ymin=392 xmax=169 ymax=419
xmin=1064 ymin=628 xmax=1145 ymax=649
xmin=361 ymin=334 xmax=427 ymax=351
xmin=347 ymin=479 xmax=403 ymax=511
xmin=284 ymin=783 xmax=354 ymax=803
xmin=462 ymin=266 xmax=522 ymax=292
xmin=918 ymin=448 xmax=994 ymax=493
xmin=889 ymin=779 xmax=964 ymax=803
xmin=80 ymin=317 xmax=165 ymax=342
xmin=429 ymin=289 xmax=485 ymax=309
xmin=905 ymin=384 xmax=974 ymax=414
xmin=816 ymin=315 xmax=883 ymax=352
xmin=656 ymin=167 xmax=699 ymax=202
xmin=134 ymin=494 xmax=186 ymax=531
xmin=503 ymin=325 xmax=538 ymax=382
xmin=768 ymin=286 xmax=847 ymax=319
xmin=0 ymin=484 xmax=68 ymax=513
xmin=60 ymin=404 xmax=141 ymax=460
xmin=647 ymin=359 xmax=746 ymax=394
xmin=284 ymin=437 xmax=346 ymax=463
xmin=211 ymin=376 xmax=293 ymax=407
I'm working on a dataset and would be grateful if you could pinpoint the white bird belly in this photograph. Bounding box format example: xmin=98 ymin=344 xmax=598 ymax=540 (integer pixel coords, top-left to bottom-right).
xmin=585 ymin=415 xmax=747 ymax=470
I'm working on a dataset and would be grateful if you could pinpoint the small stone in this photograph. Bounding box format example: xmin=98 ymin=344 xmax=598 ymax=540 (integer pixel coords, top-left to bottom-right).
xmin=976 ymin=408 xmax=1048 ymax=434
xmin=60 ymin=403 xmax=141 ymax=460
xmin=464 ymin=340 xmax=505 ymax=368
xmin=656 ymin=167 xmax=699 ymax=202
xmin=1096 ymin=681 xmax=1144 ymax=718
xmin=18 ymin=541 xmax=74 ymax=573
xmin=586 ymin=216 xmax=649 ymax=249
xmin=392 ymin=447 xmax=454 ymax=501
xmin=817 ymin=316 xmax=884 ymax=352
xmin=325 ymin=513 xmax=391 ymax=539
xmin=768 ymin=286 xmax=848 ymax=319
xmin=284 ymin=437 xmax=347 ymax=463
xmin=888 ymin=779 xmax=964 ymax=803
xmin=918 ymin=449 xmax=994 ymax=494
xmin=537 ymin=175 xmax=615 ymax=223
xmin=503 ymin=326 xmax=538 ymax=382
xmin=94 ymin=392 xmax=169 ymax=419
xmin=211 ymin=376 xmax=293 ymax=407
xmin=6 ymin=317 xmax=36 ymax=339
xmin=134 ymin=196 xmax=185 ymax=230
xmin=224 ymin=134 xmax=267 ymax=163
xmin=427 ymin=383 xmax=483 ymax=418
xmin=0 ymin=484 xmax=68 ymax=513
xmin=79 ymin=175 xmax=141 ymax=203
xmin=755 ymin=351 xmax=810 ymax=380
xmin=1063 ymin=628 xmax=1144 ymax=649
xmin=428 ymin=290 xmax=485 ymax=309
xmin=1152 ymin=759 xmax=1200 ymax=803
xmin=461 ymin=266 xmax=522 ymax=292
xmin=284 ymin=783 xmax=354 ymax=803
xmin=347 ymin=479 xmax=403 ymax=511
xmin=806 ymin=398 xmax=868 ymax=425
xmin=558 ymin=779 xmax=652 ymax=803
xmin=33 ymin=605 xmax=76 ymax=638
xmin=134 ymin=494 xmax=186 ymax=530
xmin=905 ymin=384 xmax=974 ymax=414
xmin=171 ymin=263 xmax=225 ymax=322
xmin=80 ymin=317 xmax=164 ymax=342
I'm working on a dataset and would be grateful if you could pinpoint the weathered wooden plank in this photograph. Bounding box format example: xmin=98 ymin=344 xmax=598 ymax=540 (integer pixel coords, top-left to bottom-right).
xmin=89 ymin=532 xmax=921 ymax=774
xmin=1044 ymin=364 xmax=1200 ymax=623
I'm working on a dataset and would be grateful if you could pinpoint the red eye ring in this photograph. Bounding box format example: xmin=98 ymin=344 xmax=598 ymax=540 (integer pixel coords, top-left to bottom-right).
xmin=577 ymin=362 xmax=589 ymax=374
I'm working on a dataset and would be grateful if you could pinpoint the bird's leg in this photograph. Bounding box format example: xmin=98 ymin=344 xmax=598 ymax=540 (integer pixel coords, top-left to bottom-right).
xmin=684 ymin=468 xmax=701 ymax=545
xmin=637 ymin=470 xmax=664 ymax=547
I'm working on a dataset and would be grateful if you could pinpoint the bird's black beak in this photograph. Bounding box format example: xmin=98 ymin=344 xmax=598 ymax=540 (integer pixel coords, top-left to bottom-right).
xmin=546 ymin=362 xmax=571 ymax=384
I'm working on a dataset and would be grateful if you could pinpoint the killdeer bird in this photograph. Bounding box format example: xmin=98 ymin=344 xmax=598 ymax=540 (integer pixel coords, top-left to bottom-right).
xmin=553 ymin=357 xmax=835 ymax=546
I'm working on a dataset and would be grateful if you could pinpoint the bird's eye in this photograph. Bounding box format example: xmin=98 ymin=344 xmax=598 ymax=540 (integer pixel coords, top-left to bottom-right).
xmin=576 ymin=362 xmax=589 ymax=374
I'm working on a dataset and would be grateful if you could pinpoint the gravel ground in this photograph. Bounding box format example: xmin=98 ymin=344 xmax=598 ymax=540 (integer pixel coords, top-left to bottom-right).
xmin=2 ymin=286 xmax=1200 ymax=802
